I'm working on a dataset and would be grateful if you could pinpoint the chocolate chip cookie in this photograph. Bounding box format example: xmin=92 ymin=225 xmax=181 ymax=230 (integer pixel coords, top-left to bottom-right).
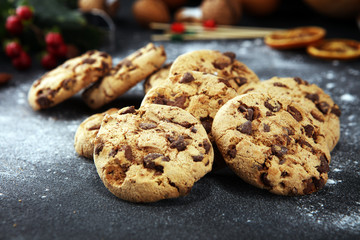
xmin=28 ymin=50 xmax=112 ymax=110
xmin=94 ymin=104 xmax=214 ymax=202
xmin=212 ymin=92 xmax=331 ymax=196
xmin=143 ymin=62 xmax=172 ymax=94
xmin=74 ymin=108 xmax=118 ymax=159
xmin=141 ymin=71 xmax=239 ymax=142
xmin=237 ymin=77 xmax=341 ymax=151
xmin=169 ymin=50 xmax=259 ymax=91
xmin=82 ymin=43 xmax=166 ymax=109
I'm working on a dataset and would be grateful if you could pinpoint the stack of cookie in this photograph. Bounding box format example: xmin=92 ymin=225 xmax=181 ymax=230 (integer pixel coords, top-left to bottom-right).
xmin=74 ymin=48 xmax=263 ymax=202
xmin=76 ymin=47 xmax=340 ymax=201
xmin=28 ymin=43 xmax=166 ymax=111
xmin=28 ymin=43 xmax=340 ymax=202
xmin=141 ymin=50 xmax=340 ymax=197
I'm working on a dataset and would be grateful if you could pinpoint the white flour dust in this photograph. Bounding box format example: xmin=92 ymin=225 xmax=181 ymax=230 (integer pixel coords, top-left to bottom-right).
xmin=340 ymin=93 xmax=356 ymax=102
xmin=296 ymin=204 xmax=360 ymax=232
xmin=332 ymin=212 xmax=360 ymax=231
xmin=348 ymin=68 xmax=360 ymax=76
xmin=326 ymin=179 xmax=342 ymax=185
xmin=326 ymin=71 xmax=335 ymax=79
xmin=326 ymin=83 xmax=335 ymax=89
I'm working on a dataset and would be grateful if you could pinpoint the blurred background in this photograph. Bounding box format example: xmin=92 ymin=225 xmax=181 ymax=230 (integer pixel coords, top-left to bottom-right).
xmin=1 ymin=0 xmax=359 ymax=73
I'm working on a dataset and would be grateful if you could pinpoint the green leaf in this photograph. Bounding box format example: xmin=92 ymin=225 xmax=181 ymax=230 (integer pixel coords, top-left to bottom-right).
xmin=62 ymin=25 xmax=106 ymax=51
xmin=25 ymin=0 xmax=86 ymax=27
xmin=0 ymin=0 xmax=106 ymax=54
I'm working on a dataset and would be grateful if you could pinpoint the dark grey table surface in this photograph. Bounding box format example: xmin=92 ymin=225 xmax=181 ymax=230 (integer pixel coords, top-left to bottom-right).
xmin=1 ymin=1 xmax=360 ymax=239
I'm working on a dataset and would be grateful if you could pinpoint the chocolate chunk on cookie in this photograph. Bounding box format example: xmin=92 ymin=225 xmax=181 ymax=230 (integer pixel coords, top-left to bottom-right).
xmin=169 ymin=50 xmax=259 ymax=91
xmin=28 ymin=50 xmax=112 ymax=110
xmin=94 ymin=104 xmax=213 ymax=202
xmin=212 ymin=92 xmax=331 ymax=196
xmin=238 ymin=77 xmax=341 ymax=151
xmin=142 ymin=71 xmax=238 ymax=171
xmin=83 ymin=43 xmax=166 ymax=109
xmin=141 ymin=71 xmax=238 ymax=142
xmin=74 ymin=108 xmax=118 ymax=159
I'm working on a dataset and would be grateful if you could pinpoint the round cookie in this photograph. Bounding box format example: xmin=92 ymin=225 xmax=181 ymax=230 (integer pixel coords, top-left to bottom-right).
xmin=74 ymin=108 xmax=118 ymax=159
xmin=28 ymin=50 xmax=112 ymax=110
xmin=82 ymin=43 xmax=166 ymax=109
xmin=212 ymin=92 xmax=331 ymax=196
xmin=143 ymin=62 xmax=172 ymax=94
xmin=237 ymin=77 xmax=341 ymax=151
xmin=94 ymin=104 xmax=214 ymax=202
xmin=169 ymin=50 xmax=259 ymax=91
xmin=141 ymin=71 xmax=239 ymax=142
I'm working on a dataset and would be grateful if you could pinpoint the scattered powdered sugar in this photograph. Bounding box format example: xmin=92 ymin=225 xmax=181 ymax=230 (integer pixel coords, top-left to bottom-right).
xmin=237 ymin=47 xmax=249 ymax=55
xmin=332 ymin=168 xmax=342 ymax=173
xmin=326 ymin=83 xmax=335 ymax=89
xmin=332 ymin=211 xmax=360 ymax=231
xmin=297 ymin=204 xmax=323 ymax=218
xmin=348 ymin=115 xmax=356 ymax=121
xmin=296 ymin=203 xmax=360 ymax=232
xmin=348 ymin=68 xmax=360 ymax=76
xmin=326 ymin=179 xmax=342 ymax=185
xmin=253 ymin=38 xmax=263 ymax=45
xmin=340 ymin=93 xmax=356 ymax=102
xmin=326 ymin=71 xmax=335 ymax=79
xmin=240 ymin=40 xmax=253 ymax=48
xmin=17 ymin=98 xmax=25 ymax=105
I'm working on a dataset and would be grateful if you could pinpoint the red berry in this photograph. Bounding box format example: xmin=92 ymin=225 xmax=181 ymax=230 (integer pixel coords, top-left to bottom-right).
xmin=5 ymin=15 xmax=23 ymax=35
xmin=203 ymin=19 xmax=217 ymax=29
xmin=55 ymin=44 xmax=67 ymax=58
xmin=12 ymin=51 xmax=31 ymax=70
xmin=46 ymin=45 xmax=57 ymax=56
xmin=45 ymin=32 xmax=64 ymax=47
xmin=41 ymin=54 xmax=57 ymax=70
xmin=46 ymin=43 xmax=67 ymax=58
xmin=16 ymin=6 xmax=33 ymax=21
xmin=5 ymin=42 xmax=23 ymax=58
xmin=171 ymin=22 xmax=185 ymax=34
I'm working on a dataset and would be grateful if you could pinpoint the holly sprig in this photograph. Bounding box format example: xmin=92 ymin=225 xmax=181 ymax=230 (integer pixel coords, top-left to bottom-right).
xmin=1 ymin=0 xmax=106 ymax=70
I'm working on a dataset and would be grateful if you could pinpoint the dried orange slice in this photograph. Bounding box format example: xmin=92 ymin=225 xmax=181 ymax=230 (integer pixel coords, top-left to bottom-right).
xmin=307 ymin=39 xmax=360 ymax=60
xmin=265 ymin=26 xmax=326 ymax=49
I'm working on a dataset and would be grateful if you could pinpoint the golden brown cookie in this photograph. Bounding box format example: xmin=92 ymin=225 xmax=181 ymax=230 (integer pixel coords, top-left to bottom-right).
xmin=143 ymin=62 xmax=172 ymax=94
xmin=169 ymin=50 xmax=259 ymax=91
xmin=28 ymin=50 xmax=112 ymax=110
xmin=141 ymin=71 xmax=239 ymax=142
xmin=82 ymin=43 xmax=166 ymax=109
xmin=74 ymin=108 xmax=118 ymax=159
xmin=94 ymin=104 xmax=214 ymax=202
xmin=237 ymin=77 xmax=341 ymax=151
xmin=142 ymin=71 xmax=238 ymax=171
xmin=212 ymin=92 xmax=331 ymax=196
